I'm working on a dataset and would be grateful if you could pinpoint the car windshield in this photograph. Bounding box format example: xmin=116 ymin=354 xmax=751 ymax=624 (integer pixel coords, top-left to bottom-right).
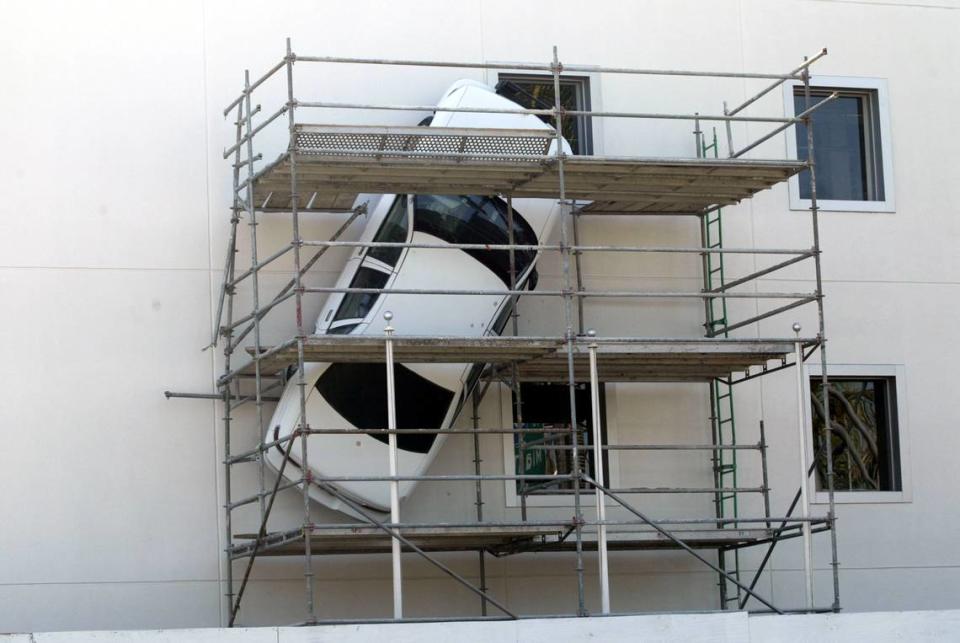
xmin=413 ymin=194 xmax=538 ymax=285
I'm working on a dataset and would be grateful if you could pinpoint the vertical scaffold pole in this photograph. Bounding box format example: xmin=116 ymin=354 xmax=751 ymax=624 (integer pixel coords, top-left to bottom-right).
xmin=241 ymin=70 xmax=267 ymax=526
xmin=802 ymin=62 xmax=840 ymax=611
xmin=551 ymin=44 xmax=587 ymax=617
xmin=471 ymin=388 xmax=488 ymax=617
xmin=793 ymin=323 xmax=814 ymax=609
xmin=285 ymin=37 xmax=316 ymax=622
xmin=587 ymin=329 xmax=610 ymax=614
xmin=723 ymin=101 xmax=734 ymax=157
xmin=384 ymin=311 xmax=403 ymax=619
xmin=222 ymin=97 xmax=245 ymax=625
xmin=759 ymin=420 xmax=772 ymax=529
xmin=507 ymin=195 xmax=528 ymax=521
xmin=571 ymin=202 xmax=585 ymax=333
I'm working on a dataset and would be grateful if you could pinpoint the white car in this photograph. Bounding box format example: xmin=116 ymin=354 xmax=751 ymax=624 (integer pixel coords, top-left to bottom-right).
xmin=265 ymin=79 xmax=570 ymax=516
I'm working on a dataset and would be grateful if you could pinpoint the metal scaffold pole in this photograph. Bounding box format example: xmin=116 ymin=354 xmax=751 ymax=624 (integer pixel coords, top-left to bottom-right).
xmin=587 ymin=329 xmax=610 ymax=614
xmin=793 ymin=323 xmax=815 ymax=609
xmin=552 ymin=44 xmax=587 ymax=617
xmin=220 ymin=94 xmax=244 ymax=624
xmin=506 ymin=195 xmax=528 ymax=522
xmin=241 ymin=69 xmax=268 ymax=526
xmin=384 ymin=311 xmax=403 ymax=618
xmin=802 ymin=62 xmax=841 ymax=612
xmin=471 ymin=387 xmax=488 ymax=617
xmin=285 ymin=37 xmax=316 ymax=622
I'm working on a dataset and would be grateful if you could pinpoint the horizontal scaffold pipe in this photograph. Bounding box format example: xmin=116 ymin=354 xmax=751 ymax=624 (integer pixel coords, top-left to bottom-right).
xmin=223 ymin=289 xmax=296 ymax=331
xmin=294 ymin=54 xmax=803 ymax=80
xmin=229 ymin=242 xmax=296 ymax=288
xmin=227 ymin=478 xmax=304 ymax=510
xmin=164 ymin=390 xmax=281 ymax=403
xmin=302 ymin=286 xmax=818 ymax=299
xmin=223 ymin=59 xmax=288 ymax=115
xmin=227 ymin=206 xmax=365 ymax=351
xmin=227 ymin=426 xmax=606 ymax=464
xmin=289 ymin=517 xmax=830 ymax=530
xmin=301 ymin=240 xmax=815 ymax=255
xmin=527 ymin=443 xmax=763 ymax=451
xmin=222 ymin=104 xmax=289 ymax=158
xmin=529 ymin=486 xmax=766 ymax=495
xmin=726 ymin=48 xmax=828 ymax=117
xmin=309 ymin=474 xmax=578 ymax=482
xmin=218 ymin=338 xmax=297 ymax=386
xmin=295 ymin=100 xmax=799 ymax=124
xmin=707 ymin=254 xmax=815 ymax=293
xmin=732 ymin=92 xmax=838 ymax=158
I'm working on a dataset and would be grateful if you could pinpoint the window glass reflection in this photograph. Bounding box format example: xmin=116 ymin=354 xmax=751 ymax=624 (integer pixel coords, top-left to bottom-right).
xmin=413 ymin=194 xmax=538 ymax=286
xmin=333 ymin=267 xmax=389 ymax=322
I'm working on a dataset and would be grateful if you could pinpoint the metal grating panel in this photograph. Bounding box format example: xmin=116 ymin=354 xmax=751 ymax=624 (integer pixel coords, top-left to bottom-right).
xmin=295 ymin=124 xmax=553 ymax=163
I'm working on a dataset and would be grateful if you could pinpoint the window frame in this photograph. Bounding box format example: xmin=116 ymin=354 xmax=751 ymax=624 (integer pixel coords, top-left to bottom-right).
xmin=500 ymin=382 xmax=621 ymax=508
xmin=489 ymin=68 xmax=602 ymax=156
xmin=803 ymin=364 xmax=912 ymax=504
xmin=783 ymin=76 xmax=895 ymax=213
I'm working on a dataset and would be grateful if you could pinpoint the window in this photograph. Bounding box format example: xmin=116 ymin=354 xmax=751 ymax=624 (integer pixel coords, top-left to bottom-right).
xmin=367 ymin=195 xmax=409 ymax=266
xmin=809 ymin=376 xmax=901 ymax=492
xmin=794 ymin=90 xmax=884 ymax=201
xmin=784 ymin=77 xmax=894 ymax=212
xmin=333 ymin=266 xmax=389 ymax=322
xmin=496 ymin=74 xmax=593 ymax=155
xmin=513 ymin=382 xmax=607 ymax=494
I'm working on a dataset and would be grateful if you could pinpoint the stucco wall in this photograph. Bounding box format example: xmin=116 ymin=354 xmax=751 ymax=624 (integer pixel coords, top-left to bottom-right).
xmin=2 ymin=0 xmax=959 ymax=632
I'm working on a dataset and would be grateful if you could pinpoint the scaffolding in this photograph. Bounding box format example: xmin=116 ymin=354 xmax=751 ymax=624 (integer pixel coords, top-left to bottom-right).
xmin=168 ymin=40 xmax=842 ymax=625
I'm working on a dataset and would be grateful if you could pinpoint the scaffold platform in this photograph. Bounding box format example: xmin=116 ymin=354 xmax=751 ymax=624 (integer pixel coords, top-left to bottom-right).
xmin=180 ymin=41 xmax=844 ymax=623
xmin=248 ymin=125 xmax=806 ymax=214
xmin=237 ymin=336 xmax=798 ymax=383
xmin=231 ymin=524 xmax=785 ymax=558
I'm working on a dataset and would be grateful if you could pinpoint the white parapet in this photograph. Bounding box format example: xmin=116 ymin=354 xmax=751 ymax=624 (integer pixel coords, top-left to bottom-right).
xmin=4 ymin=610 xmax=960 ymax=643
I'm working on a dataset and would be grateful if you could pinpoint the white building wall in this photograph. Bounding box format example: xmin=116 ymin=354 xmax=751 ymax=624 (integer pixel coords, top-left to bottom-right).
xmin=2 ymin=0 xmax=959 ymax=632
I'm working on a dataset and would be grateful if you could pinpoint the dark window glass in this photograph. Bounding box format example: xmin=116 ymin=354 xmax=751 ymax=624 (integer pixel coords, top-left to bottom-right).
xmin=326 ymin=323 xmax=359 ymax=335
xmin=413 ymin=194 xmax=538 ymax=286
xmin=810 ymin=377 xmax=901 ymax=492
xmin=794 ymin=89 xmax=884 ymax=201
xmin=496 ymin=75 xmax=592 ymax=155
xmin=513 ymin=382 xmax=607 ymax=493
xmin=333 ymin=267 xmax=389 ymax=322
xmin=367 ymin=195 xmax=409 ymax=266
xmin=315 ymin=363 xmax=455 ymax=454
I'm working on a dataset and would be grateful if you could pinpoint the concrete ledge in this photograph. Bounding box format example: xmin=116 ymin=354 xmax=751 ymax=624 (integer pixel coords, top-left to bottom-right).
xmin=4 ymin=610 xmax=959 ymax=643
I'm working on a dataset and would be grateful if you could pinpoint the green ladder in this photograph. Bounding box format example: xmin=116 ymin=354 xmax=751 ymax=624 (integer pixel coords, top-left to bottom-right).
xmin=701 ymin=129 xmax=742 ymax=609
